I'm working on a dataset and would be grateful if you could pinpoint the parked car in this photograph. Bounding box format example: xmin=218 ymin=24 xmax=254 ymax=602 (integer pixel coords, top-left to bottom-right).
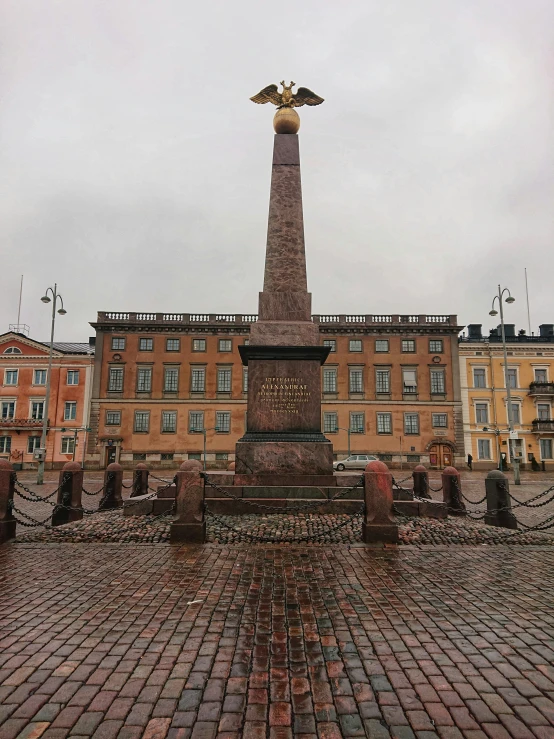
xmin=333 ymin=454 xmax=379 ymax=471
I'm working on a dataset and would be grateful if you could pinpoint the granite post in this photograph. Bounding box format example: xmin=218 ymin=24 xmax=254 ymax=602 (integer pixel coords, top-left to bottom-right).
xmin=0 ymin=460 xmax=16 ymax=544
xmin=236 ymin=133 xmax=333 ymax=478
xmin=170 ymin=461 xmax=206 ymax=543
xmin=484 ymin=470 xmax=517 ymax=529
xmin=52 ymin=461 xmax=84 ymax=527
xmin=442 ymin=466 xmax=466 ymax=516
xmin=100 ymin=462 xmax=123 ymax=510
xmin=362 ymin=460 xmax=399 ymax=543
xmin=132 ymin=463 xmax=149 ymax=497
xmin=413 ymin=465 xmax=431 ymax=499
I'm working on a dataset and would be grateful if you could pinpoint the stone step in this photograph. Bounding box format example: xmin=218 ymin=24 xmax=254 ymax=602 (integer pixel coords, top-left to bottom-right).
xmin=205 ymin=486 xmax=364 ymax=501
xmin=205 ymin=499 xmax=365 ymax=516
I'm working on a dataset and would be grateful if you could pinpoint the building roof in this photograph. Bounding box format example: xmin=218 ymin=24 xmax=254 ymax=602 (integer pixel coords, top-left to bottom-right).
xmin=45 ymin=342 xmax=95 ymax=355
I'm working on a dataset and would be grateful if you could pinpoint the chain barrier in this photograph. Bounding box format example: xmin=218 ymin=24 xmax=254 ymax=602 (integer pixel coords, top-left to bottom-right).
xmin=82 ymin=483 xmax=106 ymax=496
xmin=205 ymin=503 xmax=365 ymax=544
xmin=149 ymin=472 xmax=173 ymax=484
xmin=427 ymin=481 xmax=443 ymax=493
xmin=460 ymin=490 xmax=487 ymax=505
xmin=395 ymin=474 xmax=413 ymax=485
xmin=13 ymin=474 xmax=68 ymax=502
xmin=203 ymin=473 xmax=363 ymax=515
xmin=502 ymin=482 xmax=554 ymax=509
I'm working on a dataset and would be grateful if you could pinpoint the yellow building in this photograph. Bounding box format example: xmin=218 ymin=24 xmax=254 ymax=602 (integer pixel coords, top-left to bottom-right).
xmin=460 ymin=323 xmax=554 ymax=470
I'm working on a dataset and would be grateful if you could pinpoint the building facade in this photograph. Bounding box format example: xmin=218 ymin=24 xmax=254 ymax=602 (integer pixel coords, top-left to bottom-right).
xmin=87 ymin=311 xmax=464 ymax=469
xmin=459 ymin=323 xmax=554 ymax=470
xmin=0 ymin=332 xmax=95 ymax=469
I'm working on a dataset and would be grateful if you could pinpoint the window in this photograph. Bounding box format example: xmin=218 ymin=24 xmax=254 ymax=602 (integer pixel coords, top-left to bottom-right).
xmin=375 ymin=369 xmax=390 ymax=394
xmin=133 ymin=453 xmax=147 ymax=461
xmin=64 ymin=402 xmax=77 ymax=421
xmin=377 ymin=413 xmax=392 ymax=434
xmin=350 ymin=412 xmax=365 ymax=433
xmin=478 ymin=439 xmax=491 ymax=459
xmin=323 ymin=368 xmax=337 ymax=393
xmin=61 ymin=436 xmax=75 ymax=455
xmin=31 ymin=401 xmax=45 ymax=420
xmin=166 ymin=338 xmax=180 ymax=352
xmin=139 ymin=338 xmax=153 ymax=351
xmin=429 ymin=340 xmax=443 ymax=353
xmin=1 ymin=402 xmax=15 ymax=420
xmin=134 ymin=411 xmax=150 ymax=432
xmin=216 ymin=411 xmax=231 ymax=433
xmin=323 ymin=340 xmax=336 ymax=352
xmin=430 ymin=370 xmax=445 ymax=394
xmin=27 ymin=436 xmax=41 ymax=453
xmin=375 ymin=340 xmax=389 ymax=353
xmin=108 ymin=367 xmax=124 ymax=392
xmin=3 ymin=347 xmax=21 ymax=354
xmin=189 ymin=411 xmax=204 ymax=432
xmin=161 ymin=411 xmax=177 ymax=433
xmin=137 ymin=367 xmax=152 ymax=392
xmin=111 ymin=337 xmax=126 ymax=350
xmin=242 ymin=367 xmax=248 ymax=393
xmin=509 ymin=403 xmax=521 ymax=425
xmin=402 ymin=369 xmax=417 ymax=394
xmin=349 ymin=340 xmax=362 ymax=352
xmin=323 ymin=412 xmax=338 ymax=433
xmin=193 ymin=339 xmax=206 ymax=352
xmin=432 ymin=413 xmax=448 ymax=428
xmin=407 ymin=454 xmax=421 ymax=463
xmin=475 ymin=403 xmax=488 ymax=424
xmin=506 ymin=368 xmax=517 ymax=389
xmin=349 ymin=368 xmax=363 ymax=394
xmin=161 ymin=453 xmax=174 ymax=461
xmin=217 ymin=368 xmax=232 ymax=393
xmin=540 ymin=438 xmax=553 ymax=460
xmin=106 ymin=411 xmax=121 ymax=426
xmin=67 ymin=370 xmax=79 ymax=385
xmin=218 ymin=339 xmax=232 ymax=352
xmin=535 ymin=369 xmax=548 ymax=383
xmin=34 ymin=370 xmax=47 ymax=385
xmin=4 ymin=370 xmax=18 ymax=386
xmin=162 ymin=367 xmax=178 ymax=393
xmin=188 ymin=453 xmax=202 ymax=461
xmin=0 ymin=437 xmax=12 ymax=453
xmin=473 ymin=368 xmax=486 ymax=388
xmin=537 ymin=404 xmax=551 ymax=420
xmin=404 ymin=413 xmax=419 ymax=435
xmin=191 ymin=368 xmax=206 ymax=393
xmin=215 ymin=453 xmax=228 ymax=461
xmin=402 ymin=340 xmax=415 ymax=353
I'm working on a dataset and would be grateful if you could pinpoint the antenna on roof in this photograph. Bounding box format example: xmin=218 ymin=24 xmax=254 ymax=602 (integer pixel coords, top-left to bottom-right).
xmin=525 ymin=267 xmax=532 ymax=336
xmin=9 ymin=275 xmax=30 ymax=336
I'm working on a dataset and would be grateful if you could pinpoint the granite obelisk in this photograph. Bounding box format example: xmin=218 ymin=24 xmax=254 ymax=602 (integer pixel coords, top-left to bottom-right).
xmin=236 ymin=84 xmax=333 ymax=478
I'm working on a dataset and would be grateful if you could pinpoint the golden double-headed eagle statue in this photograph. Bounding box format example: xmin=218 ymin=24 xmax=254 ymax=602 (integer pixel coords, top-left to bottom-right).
xmin=250 ymin=81 xmax=324 ymax=134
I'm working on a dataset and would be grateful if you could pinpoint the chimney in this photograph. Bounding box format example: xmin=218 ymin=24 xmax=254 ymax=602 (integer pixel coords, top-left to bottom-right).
xmin=89 ymin=336 xmax=96 ymax=347
xmin=467 ymin=324 xmax=482 ymax=339
xmin=539 ymin=324 xmax=554 ymax=338
xmin=499 ymin=324 xmax=515 ymax=338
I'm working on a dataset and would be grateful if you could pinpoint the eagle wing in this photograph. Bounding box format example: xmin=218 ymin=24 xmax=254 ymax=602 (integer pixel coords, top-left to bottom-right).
xmin=292 ymin=87 xmax=324 ymax=107
xmin=250 ymin=84 xmax=282 ymax=105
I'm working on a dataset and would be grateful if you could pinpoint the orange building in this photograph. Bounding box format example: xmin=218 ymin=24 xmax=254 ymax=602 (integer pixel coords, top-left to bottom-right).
xmin=87 ymin=312 xmax=463 ymax=469
xmin=0 ymin=331 xmax=95 ymax=470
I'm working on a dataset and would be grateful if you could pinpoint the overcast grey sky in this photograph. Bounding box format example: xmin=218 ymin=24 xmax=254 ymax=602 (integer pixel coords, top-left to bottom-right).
xmin=2 ymin=0 xmax=553 ymax=341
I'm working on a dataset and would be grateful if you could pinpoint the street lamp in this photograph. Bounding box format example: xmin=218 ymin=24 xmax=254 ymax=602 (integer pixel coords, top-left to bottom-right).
xmin=489 ymin=285 xmax=520 ymax=485
xmin=189 ymin=426 xmax=220 ymax=470
xmin=37 ymin=285 xmax=66 ymax=484
xmin=333 ymin=426 xmax=364 ymax=457
xmin=482 ymin=425 xmax=509 ymax=473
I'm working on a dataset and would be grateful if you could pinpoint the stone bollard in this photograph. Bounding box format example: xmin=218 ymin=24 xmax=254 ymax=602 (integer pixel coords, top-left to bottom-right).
xmin=132 ymin=463 xmax=149 ymax=497
xmin=170 ymin=460 xmax=206 ymax=543
xmin=362 ymin=460 xmax=399 ymax=544
xmin=412 ymin=465 xmax=431 ymax=499
xmin=52 ymin=461 xmax=84 ymax=527
xmin=442 ymin=466 xmax=466 ymax=516
xmin=227 ymin=462 xmax=236 ymax=471
xmin=484 ymin=470 xmax=517 ymax=529
xmin=99 ymin=462 xmax=123 ymax=510
xmin=0 ymin=460 xmax=16 ymax=544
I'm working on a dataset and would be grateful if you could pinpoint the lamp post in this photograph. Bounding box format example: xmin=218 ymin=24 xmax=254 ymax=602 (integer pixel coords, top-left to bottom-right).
xmin=189 ymin=426 xmax=220 ymax=470
xmin=482 ymin=425 xmax=508 ymax=473
xmin=334 ymin=426 xmax=364 ymax=457
xmin=37 ymin=285 xmax=66 ymax=484
xmin=489 ymin=285 xmax=520 ymax=485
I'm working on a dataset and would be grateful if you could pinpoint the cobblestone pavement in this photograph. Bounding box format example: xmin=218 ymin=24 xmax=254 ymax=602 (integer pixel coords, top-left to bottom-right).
xmin=1 ymin=544 xmax=554 ymax=739
xmin=13 ymin=509 xmax=554 ymax=546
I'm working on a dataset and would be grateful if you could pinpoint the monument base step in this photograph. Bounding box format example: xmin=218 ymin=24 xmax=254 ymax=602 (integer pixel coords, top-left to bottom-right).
xmin=205 ymin=486 xmax=363 ymax=501
xmin=205 ymin=499 xmax=364 ymax=515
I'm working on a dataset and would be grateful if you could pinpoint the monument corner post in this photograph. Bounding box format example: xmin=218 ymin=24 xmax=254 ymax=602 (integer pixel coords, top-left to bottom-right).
xmin=362 ymin=460 xmax=399 ymax=544
xmin=0 ymin=460 xmax=16 ymax=544
xmin=170 ymin=461 xmax=206 ymax=544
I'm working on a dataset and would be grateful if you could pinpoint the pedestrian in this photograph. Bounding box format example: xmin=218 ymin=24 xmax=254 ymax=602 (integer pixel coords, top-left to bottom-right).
xmin=467 ymin=453 xmax=473 ymax=471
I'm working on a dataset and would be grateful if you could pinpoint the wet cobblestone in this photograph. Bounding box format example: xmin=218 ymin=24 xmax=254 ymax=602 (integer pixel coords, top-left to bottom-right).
xmin=1 ymin=544 xmax=554 ymax=738
xmin=13 ymin=509 xmax=554 ymax=546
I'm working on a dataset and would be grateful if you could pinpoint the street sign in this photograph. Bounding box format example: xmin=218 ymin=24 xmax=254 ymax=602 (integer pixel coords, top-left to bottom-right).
xmin=509 ymin=430 xmax=519 ymax=439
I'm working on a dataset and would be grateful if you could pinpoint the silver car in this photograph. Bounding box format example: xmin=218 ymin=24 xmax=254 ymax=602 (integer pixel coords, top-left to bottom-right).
xmin=333 ymin=454 xmax=379 ymax=471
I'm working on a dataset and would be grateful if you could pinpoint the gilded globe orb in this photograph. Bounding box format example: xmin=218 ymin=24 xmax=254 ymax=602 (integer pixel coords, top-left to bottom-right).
xmin=273 ymin=107 xmax=300 ymax=134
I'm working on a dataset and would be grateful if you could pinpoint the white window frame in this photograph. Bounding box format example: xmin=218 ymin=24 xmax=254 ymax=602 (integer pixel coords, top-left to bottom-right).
xmin=111 ymin=337 xmax=126 ymax=350
xmin=505 ymin=367 xmax=518 ymax=390
xmin=27 ymin=436 xmax=41 ymax=453
xmin=377 ymin=413 xmax=392 ymax=435
xmin=61 ymin=436 xmax=75 ymax=455
xmin=166 ymin=338 xmax=180 ymax=352
xmin=375 ymin=369 xmax=390 ymax=394
xmin=164 ymin=367 xmax=179 ymax=393
xmin=349 ymin=339 xmax=362 ymax=352
xmin=192 ymin=338 xmax=206 ymax=352
xmin=1 ymin=401 xmax=16 ymax=420
xmin=64 ymin=401 xmax=77 ymax=421
xmin=217 ymin=368 xmax=232 ymax=393
xmin=401 ymin=339 xmax=416 ymax=353
xmin=350 ymin=412 xmax=365 ymax=433
xmin=4 ymin=369 xmax=18 ymax=386
xmin=30 ymin=400 xmax=45 ymax=420
xmin=161 ymin=411 xmax=177 ymax=433
xmin=540 ymin=438 xmax=553 ymax=460
xmin=375 ymin=340 xmax=389 ymax=353
xmin=323 ymin=368 xmax=337 ymax=393
xmin=191 ymin=367 xmax=206 ymax=393
xmin=139 ymin=338 xmax=154 ymax=352
xmin=134 ymin=411 xmax=150 ymax=433
xmin=323 ymin=412 xmax=338 ymax=433
xmin=349 ymin=368 xmax=363 ymax=394
xmin=478 ymin=438 xmax=492 ymax=460
xmin=34 ymin=369 xmax=47 ymax=385
xmin=429 ymin=339 xmax=443 ymax=353
xmin=509 ymin=402 xmax=521 ymax=425
xmin=402 ymin=369 xmax=418 ymax=395
xmin=430 ymin=369 xmax=446 ymax=394
xmin=534 ymin=368 xmax=548 ymax=383
xmin=216 ymin=411 xmax=231 ymax=433
xmin=67 ymin=370 xmax=80 ymax=386
xmin=137 ymin=367 xmax=152 ymax=392
xmin=218 ymin=339 xmax=232 ymax=353
xmin=475 ymin=402 xmax=489 ymax=425
xmin=189 ymin=411 xmax=204 ymax=432
xmin=537 ymin=403 xmax=551 ymax=421
xmin=473 ymin=368 xmax=487 ymax=388
xmin=404 ymin=413 xmax=419 ymax=435
xmin=108 ymin=367 xmax=124 ymax=392
xmin=0 ymin=436 xmax=12 ymax=453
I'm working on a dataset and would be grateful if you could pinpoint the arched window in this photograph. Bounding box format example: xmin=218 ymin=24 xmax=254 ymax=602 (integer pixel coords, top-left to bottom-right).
xmin=3 ymin=347 xmax=22 ymax=354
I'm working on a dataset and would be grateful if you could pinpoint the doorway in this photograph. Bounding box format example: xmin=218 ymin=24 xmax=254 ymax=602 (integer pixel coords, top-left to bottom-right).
xmin=429 ymin=444 xmax=452 ymax=469
xmin=105 ymin=446 xmax=117 ymax=466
